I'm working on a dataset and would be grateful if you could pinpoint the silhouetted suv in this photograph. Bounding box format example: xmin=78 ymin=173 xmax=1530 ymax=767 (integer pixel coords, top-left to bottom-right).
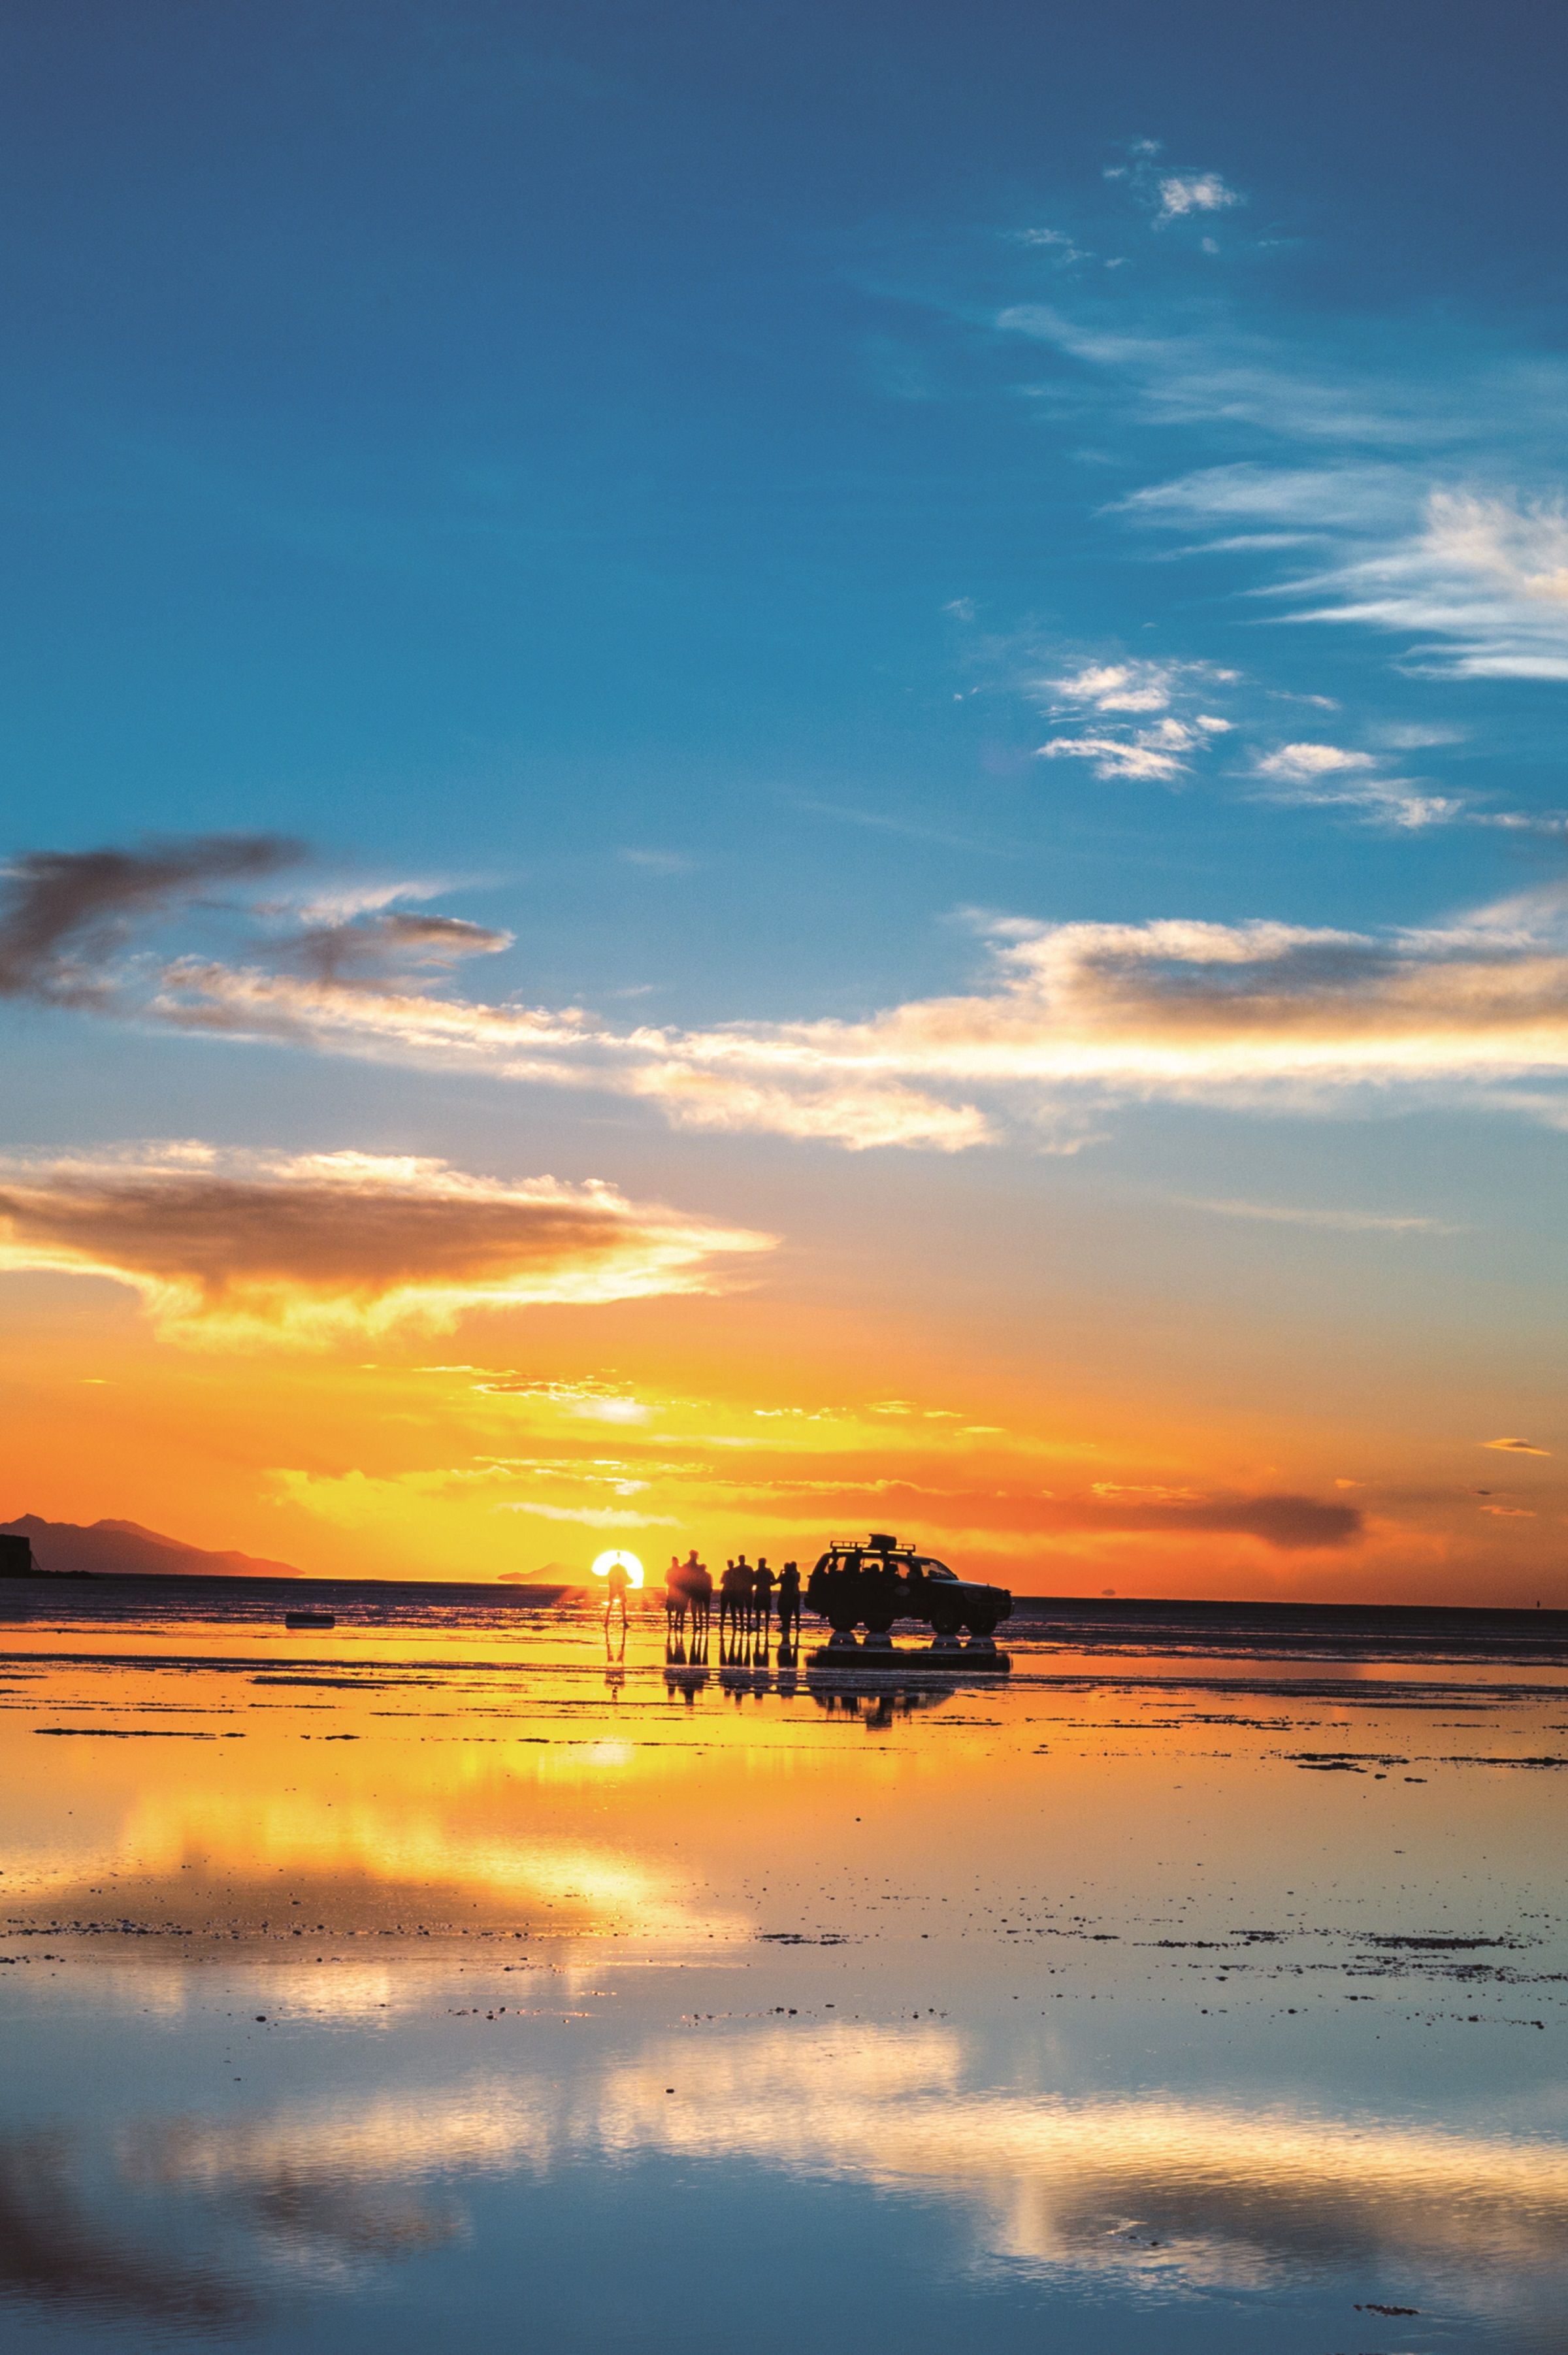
xmin=806 ymin=1534 xmax=1012 ymax=1638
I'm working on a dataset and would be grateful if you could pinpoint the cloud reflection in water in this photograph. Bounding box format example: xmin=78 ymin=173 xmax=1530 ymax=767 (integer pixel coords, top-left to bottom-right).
xmin=55 ymin=2026 xmax=1568 ymax=2328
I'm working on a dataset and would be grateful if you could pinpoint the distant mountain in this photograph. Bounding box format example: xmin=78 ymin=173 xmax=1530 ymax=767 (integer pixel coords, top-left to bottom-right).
xmin=498 ymin=1560 xmax=580 ymax=1587
xmin=1 ymin=1513 xmax=306 ymax=1581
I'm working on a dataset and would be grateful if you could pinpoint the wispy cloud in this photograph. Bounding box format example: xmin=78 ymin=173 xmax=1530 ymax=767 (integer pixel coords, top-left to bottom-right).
xmin=1177 ymin=1196 xmax=1462 ymax=1235
xmin=996 ymin=303 xmax=1444 ymax=445
xmin=1284 ymin=489 xmax=1568 ymax=680
xmin=1121 ymin=472 xmax=1568 ymax=682
xmin=619 ymin=849 xmax=697 ymax=875
xmin=1251 ymin=741 xmax=1465 ymax=830
xmin=974 ymin=172 xmax=1568 ymax=690
xmin=1482 ymin=1436 xmax=1552 ymax=1456
xmin=1036 ymin=716 xmax=1201 ymax=781
xmin=1031 ymin=658 xmax=1237 ymax=781
xmin=1034 ymin=655 xmax=1238 ymax=716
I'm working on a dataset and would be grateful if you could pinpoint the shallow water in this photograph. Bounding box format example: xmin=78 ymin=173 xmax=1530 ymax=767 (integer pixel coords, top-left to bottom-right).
xmin=3 ymin=1589 xmax=1567 ymax=2352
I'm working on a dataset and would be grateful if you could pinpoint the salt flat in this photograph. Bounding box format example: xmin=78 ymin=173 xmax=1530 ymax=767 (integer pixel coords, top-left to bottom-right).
xmin=2 ymin=1585 xmax=1565 ymax=2353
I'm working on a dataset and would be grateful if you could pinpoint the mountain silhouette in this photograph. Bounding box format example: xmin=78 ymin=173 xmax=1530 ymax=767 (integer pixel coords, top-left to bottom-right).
xmin=1 ymin=1513 xmax=305 ymax=1580
xmin=498 ymin=1560 xmax=579 ymax=1586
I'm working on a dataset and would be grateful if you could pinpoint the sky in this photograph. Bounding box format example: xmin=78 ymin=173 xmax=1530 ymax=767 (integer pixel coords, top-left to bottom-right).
xmin=4 ymin=0 xmax=1568 ymax=1600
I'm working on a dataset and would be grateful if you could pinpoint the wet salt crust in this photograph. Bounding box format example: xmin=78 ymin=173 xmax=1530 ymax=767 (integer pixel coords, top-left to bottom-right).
xmin=1 ymin=1585 xmax=1566 ymax=2353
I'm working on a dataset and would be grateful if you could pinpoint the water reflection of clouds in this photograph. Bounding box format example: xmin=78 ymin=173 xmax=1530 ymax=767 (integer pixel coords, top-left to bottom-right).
xmin=596 ymin=2027 xmax=1568 ymax=2293
xmin=25 ymin=2027 xmax=1564 ymax=2326
xmin=0 ymin=2126 xmax=255 ymax=2329
xmin=5 ymin=1783 xmax=745 ymax=1954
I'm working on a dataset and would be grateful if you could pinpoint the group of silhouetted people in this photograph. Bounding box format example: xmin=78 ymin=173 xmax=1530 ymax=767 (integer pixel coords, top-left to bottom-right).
xmin=662 ymin=1551 xmax=802 ymax=1654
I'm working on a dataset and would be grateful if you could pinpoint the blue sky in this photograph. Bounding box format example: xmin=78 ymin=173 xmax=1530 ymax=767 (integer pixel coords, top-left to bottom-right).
xmin=5 ymin=2 xmax=1568 ymax=1594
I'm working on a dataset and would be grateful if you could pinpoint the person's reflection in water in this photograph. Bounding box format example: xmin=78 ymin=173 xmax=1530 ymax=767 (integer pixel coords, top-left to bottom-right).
xmin=664 ymin=1653 xmax=708 ymax=1704
xmin=721 ymin=1647 xmax=749 ymax=1702
xmin=605 ymin=1614 xmax=627 ymax=1698
xmin=776 ymin=1560 xmax=801 ymax=1651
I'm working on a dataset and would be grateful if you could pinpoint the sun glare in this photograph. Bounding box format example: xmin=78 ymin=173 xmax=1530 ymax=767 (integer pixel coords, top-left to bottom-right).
xmin=590 ymin=1548 xmax=645 ymax=1589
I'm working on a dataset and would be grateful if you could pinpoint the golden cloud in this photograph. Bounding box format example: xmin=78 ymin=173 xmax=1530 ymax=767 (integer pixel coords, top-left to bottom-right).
xmin=148 ymin=887 xmax=1568 ymax=1147
xmin=0 ymin=1147 xmax=772 ymax=1345
xmin=25 ymin=834 xmax=1568 ymax=1149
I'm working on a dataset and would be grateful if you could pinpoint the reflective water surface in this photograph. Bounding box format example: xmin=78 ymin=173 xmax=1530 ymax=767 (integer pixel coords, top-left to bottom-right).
xmin=3 ymin=1585 xmax=1567 ymax=2351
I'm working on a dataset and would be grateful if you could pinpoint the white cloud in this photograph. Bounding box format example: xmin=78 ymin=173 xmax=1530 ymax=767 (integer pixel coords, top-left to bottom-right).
xmin=1256 ymin=742 xmax=1378 ymax=782
xmin=1252 ymin=741 xmax=1466 ymax=830
xmin=1286 ymin=489 xmax=1568 ymax=679
xmin=1374 ymin=723 xmax=1464 ymax=750
xmin=1036 ymin=717 xmax=1198 ymax=780
xmin=1013 ymin=227 xmax=1088 ymax=263
xmin=1157 ymin=173 xmax=1243 ymax=220
xmin=1119 ymin=462 xmax=1419 ymax=533
xmin=1028 ymin=660 xmax=1239 ymax=780
xmin=1045 ymin=659 xmax=1179 ymax=712
xmin=1121 ymin=470 xmax=1568 ymax=681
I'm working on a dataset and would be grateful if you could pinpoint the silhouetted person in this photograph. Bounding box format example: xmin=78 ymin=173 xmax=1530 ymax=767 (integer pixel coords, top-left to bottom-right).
xmin=689 ymin=1557 xmax=711 ymax=1648
xmin=753 ymin=1557 xmax=775 ymax=1643
xmin=664 ymin=1555 xmax=687 ymax=1643
xmin=603 ymin=1556 xmax=630 ymax=1639
xmin=719 ymin=1555 xmax=752 ymax=1643
xmin=776 ymin=1561 xmax=801 ymax=1647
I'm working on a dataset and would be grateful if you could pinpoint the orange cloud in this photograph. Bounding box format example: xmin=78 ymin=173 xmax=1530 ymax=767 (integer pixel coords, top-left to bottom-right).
xmin=0 ymin=1147 xmax=772 ymax=1346
xmin=716 ymin=1471 xmax=1361 ymax=1551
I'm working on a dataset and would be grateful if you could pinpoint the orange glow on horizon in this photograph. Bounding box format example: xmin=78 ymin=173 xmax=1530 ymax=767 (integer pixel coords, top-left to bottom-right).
xmin=3 ymin=1247 xmax=1562 ymax=1607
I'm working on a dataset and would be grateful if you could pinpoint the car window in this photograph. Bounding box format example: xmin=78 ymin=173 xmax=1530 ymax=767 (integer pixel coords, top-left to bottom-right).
xmin=917 ymin=1559 xmax=958 ymax=1581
